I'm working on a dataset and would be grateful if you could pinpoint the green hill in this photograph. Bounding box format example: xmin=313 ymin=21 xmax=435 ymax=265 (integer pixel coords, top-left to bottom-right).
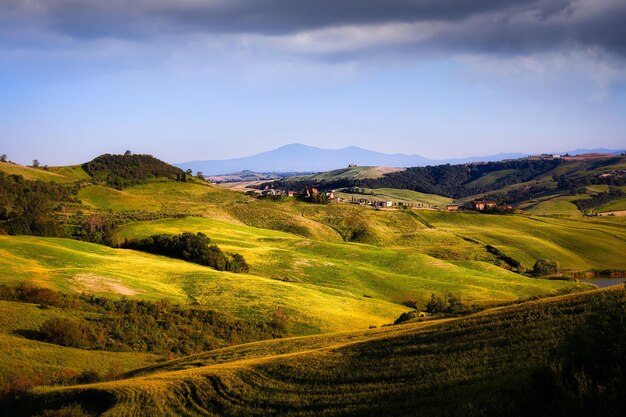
xmin=84 ymin=153 xmax=187 ymax=187
xmin=9 ymin=286 xmax=624 ymax=417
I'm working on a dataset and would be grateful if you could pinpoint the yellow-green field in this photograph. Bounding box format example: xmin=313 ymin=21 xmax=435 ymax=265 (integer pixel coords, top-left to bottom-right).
xmin=335 ymin=187 xmax=454 ymax=208
xmin=0 ymin=215 xmax=587 ymax=337
xmin=15 ymin=287 xmax=623 ymax=417
xmin=0 ymin=162 xmax=80 ymax=183
xmin=417 ymin=211 xmax=626 ymax=272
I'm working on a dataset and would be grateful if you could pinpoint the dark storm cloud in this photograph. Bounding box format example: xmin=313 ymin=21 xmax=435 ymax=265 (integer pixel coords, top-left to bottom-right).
xmin=1 ymin=0 xmax=625 ymax=56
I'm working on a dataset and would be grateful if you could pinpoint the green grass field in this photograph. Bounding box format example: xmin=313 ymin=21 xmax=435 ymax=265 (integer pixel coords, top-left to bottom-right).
xmin=13 ymin=286 xmax=623 ymax=417
xmin=520 ymin=194 xmax=582 ymax=216
xmin=335 ymin=187 xmax=454 ymax=208
xmin=291 ymin=166 xmax=405 ymax=182
xmin=417 ymin=211 xmax=626 ymax=272
xmin=465 ymin=169 xmax=518 ymax=187
xmin=0 ymin=214 xmax=586 ymax=338
xmin=0 ymin=162 xmax=79 ymax=183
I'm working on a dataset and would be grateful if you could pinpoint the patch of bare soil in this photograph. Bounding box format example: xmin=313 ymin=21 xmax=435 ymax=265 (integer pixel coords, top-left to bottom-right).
xmin=71 ymin=273 xmax=139 ymax=296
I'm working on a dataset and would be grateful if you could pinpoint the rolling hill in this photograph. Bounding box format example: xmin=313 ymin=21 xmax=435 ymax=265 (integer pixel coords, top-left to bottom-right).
xmin=1 ymin=153 xmax=626 ymax=415
xmin=8 ymin=286 xmax=625 ymax=417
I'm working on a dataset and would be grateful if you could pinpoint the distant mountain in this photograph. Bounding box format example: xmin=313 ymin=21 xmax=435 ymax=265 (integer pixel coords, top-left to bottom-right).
xmin=175 ymin=144 xmax=625 ymax=175
xmin=175 ymin=144 xmax=523 ymax=175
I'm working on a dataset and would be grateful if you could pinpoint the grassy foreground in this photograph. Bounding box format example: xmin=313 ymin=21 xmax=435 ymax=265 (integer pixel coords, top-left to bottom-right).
xmin=10 ymin=286 xmax=624 ymax=417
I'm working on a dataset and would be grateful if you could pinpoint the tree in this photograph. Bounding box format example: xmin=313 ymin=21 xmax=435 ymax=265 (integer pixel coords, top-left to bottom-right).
xmin=426 ymin=293 xmax=447 ymax=313
xmin=40 ymin=317 xmax=88 ymax=348
xmin=196 ymin=171 xmax=205 ymax=181
xmin=0 ymin=154 xmax=6 ymax=162
xmin=32 ymin=159 xmax=40 ymax=168
xmin=533 ymin=259 xmax=559 ymax=276
xmin=447 ymin=292 xmax=463 ymax=312
xmin=124 ymin=150 xmax=132 ymax=156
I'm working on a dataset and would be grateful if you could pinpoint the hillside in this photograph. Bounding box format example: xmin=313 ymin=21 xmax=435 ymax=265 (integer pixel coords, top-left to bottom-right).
xmin=9 ymin=286 xmax=625 ymax=417
xmin=84 ymin=154 xmax=187 ymax=187
xmin=273 ymin=155 xmax=626 ymax=206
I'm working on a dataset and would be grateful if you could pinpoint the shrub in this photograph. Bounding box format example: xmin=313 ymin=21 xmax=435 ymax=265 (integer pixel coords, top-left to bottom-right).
xmin=533 ymin=259 xmax=559 ymax=276
xmin=426 ymin=294 xmax=448 ymax=313
xmin=40 ymin=318 xmax=89 ymax=348
xmin=394 ymin=311 xmax=418 ymax=324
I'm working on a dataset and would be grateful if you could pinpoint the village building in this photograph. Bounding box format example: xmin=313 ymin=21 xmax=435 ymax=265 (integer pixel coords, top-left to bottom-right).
xmin=446 ymin=204 xmax=459 ymax=211
xmin=471 ymin=200 xmax=497 ymax=211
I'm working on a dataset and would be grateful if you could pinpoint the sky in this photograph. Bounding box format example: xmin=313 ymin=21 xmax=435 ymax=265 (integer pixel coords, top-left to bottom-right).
xmin=0 ymin=0 xmax=625 ymax=166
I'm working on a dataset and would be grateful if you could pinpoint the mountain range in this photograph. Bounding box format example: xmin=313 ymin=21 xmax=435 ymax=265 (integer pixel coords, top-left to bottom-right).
xmin=175 ymin=144 xmax=625 ymax=175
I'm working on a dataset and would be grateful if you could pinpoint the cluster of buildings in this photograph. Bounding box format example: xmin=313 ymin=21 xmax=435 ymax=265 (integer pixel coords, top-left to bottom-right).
xmin=260 ymin=187 xmax=339 ymax=201
xmin=259 ymin=187 xmax=512 ymax=212
xmin=597 ymin=170 xmax=626 ymax=179
xmin=446 ymin=200 xmax=512 ymax=212
xmin=350 ymin=197 xmax=394 ymax=208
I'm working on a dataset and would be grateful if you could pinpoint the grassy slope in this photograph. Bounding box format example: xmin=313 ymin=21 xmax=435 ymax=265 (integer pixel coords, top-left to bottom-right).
xmin=418 ymin=211 xmax=626 ymax=271
xmin=335 ymin=187 xmax=454 ymax=207
xmin=0 ymin=217 xmax=584 ymax=336
xmin=0 ymin=235 xmax=407 ymax=334
xmin=465 ymin=169 xmax=517 ymax=187
xmin=291 ymin=166 xmax=404 ymax=181
xmin=19 ymin=287 xmax=624 ymax=417
xmin=0 ymin=162 xmax=77 ymax=183
xmin=0 ymin=301 xmax=158 ymax=384
xmin=114 ymin=217 xmax=582 ymax=305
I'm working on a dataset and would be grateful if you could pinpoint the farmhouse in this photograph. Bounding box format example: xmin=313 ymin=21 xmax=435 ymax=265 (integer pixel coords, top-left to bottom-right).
xmin=446 ymin=204 xmax=459 ymax=211
xmin=471 ymin=200 xmax=497 ymax=211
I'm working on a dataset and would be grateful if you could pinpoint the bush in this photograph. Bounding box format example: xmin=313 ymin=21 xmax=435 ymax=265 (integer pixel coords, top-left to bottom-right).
xmin=426 ymin=294 xmax=448 ymax=313
xmin=40 ymin=318 xmax=89 ymax=348
xmin=394 ymin=311 xmax=419 ymax=324
xmin=533 ymin=259 xmax=559 ymax=276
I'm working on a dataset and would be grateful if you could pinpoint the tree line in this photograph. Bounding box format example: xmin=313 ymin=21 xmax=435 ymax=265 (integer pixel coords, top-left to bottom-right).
xmin=121 ymin=232 xmax=249 ymax=273
xmin=0 ymin=173 xmax=79 ymax=236
xmin=268 ymin=159 xmax=563 ymax=199
xmin=573 ymin=188 xmax=625 ymax=211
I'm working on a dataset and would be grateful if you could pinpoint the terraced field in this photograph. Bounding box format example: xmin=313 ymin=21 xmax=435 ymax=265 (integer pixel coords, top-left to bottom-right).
xmin=14 ymin=287 xmax=624 ymax=417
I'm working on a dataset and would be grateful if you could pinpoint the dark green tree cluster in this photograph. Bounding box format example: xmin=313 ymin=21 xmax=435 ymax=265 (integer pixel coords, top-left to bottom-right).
xmin=532 ymin=259 xmax=559 ymax=276
xmin=0 ymin=173 xmax=78 ymax=236
xmin=426 ymin=292 xmax=474 ymax=315
xmin=122 ymin=232 xmax=249 ymax=273
xmin=573 ymin=188 xmax=625 ymax=212
xmin=83 ymin=153 xmax=186 ymax=188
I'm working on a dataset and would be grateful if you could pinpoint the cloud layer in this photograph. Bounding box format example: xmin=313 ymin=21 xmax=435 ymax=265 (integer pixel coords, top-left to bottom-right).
xmin=1 ymin=0 xmax=625 ymax=58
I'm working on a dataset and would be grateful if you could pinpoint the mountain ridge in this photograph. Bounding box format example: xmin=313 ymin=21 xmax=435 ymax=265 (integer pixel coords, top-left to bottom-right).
xmin=175 ymin=143 xmax=625 ymax=175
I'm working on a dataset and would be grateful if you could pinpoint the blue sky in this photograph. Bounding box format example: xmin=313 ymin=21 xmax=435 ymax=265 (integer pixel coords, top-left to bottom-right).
xmin=1 ymin=0 xmax=625 ymax=166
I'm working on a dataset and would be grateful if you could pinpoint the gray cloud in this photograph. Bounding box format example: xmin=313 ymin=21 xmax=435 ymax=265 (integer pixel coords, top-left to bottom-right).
xmin=1 ymin=0 xmax=625 ymax=57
